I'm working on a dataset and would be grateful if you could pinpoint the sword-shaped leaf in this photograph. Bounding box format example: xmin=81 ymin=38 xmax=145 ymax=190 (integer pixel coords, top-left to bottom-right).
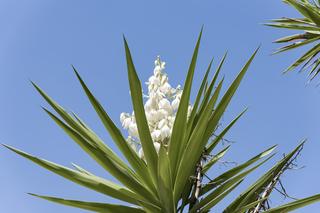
xmin=201 ymin=48 xmax=259 ymax=149
xmin=186 ymin=58 xmax=213 ymax=139
xmin=43 ymin=108 xmax=158 ymax=205
xmin=173 ymin=79 xmax=224 ymax=202
xmin=29 ymin=193 xmax=145 ymax=213
xmin=263 ymin=194 xmax=320 ymax=213
xmin=123 ymin=37 xmax=158 ymax=184
xmin=32 ymin=83 xmax=131 ymax=173
xmin=224 ymin=141 xmax=305 ymax=213
xmin=206 ymin=109 xmax=246 ymax=154
xmin=157 ymin=146 xmax=175 ymax=213
xmin=169 ymin=28 xmax=203 ymax=180
xmin=73 ymin=68 xmax=156 ymax=194
xmin=3 ymin=145 xmax=145 ymax=205
xmin=201 ymin=145 xmax=276 ymax=196
xmin=190 ymin=153 xmax=274 ymax=212
xmin=202 ymin=145 xmax=230 ymax=173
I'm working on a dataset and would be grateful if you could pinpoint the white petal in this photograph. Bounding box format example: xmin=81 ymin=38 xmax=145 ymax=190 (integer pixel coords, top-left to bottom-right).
xmin=161 ymin=125 xmax=171 ymax=139
xmin=129 ymin=123 xmax=139 ymax=137
xmin=159 ymin=98 xmax=172 ymax=112
xmin=156 ymin=109 xmax=168 ymax=121
xmin=122 ymin=118 xmax=132 ymax=129
xmin=153 ymin=142 xmax=160 ymax=154
xmin=148 ymin=75 xmax=160 ymax=86
xmin=151 ymin=129 xmax=162 ymax=141
xmin=120 ymin=113 xmax=127 ymax=123
xmin=160 ymin=82 xmax=171 ymax=95
xmin=158 ymin=119 xmax=167 ymax=129
xmin=172 ymin=98 xmax=180 ymax=111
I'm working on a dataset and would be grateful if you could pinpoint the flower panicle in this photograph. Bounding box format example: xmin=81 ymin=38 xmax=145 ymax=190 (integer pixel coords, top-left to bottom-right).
xmin=120 ymin=56 xmax=192 ymax=159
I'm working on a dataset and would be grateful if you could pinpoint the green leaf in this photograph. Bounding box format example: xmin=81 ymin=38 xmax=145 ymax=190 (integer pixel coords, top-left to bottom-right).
xmin=273 ymin=35 xmax=320 ymax=54
xmin=173 ymin=79 xmax=223 ymax=202
xmin=233 ymin=198 xmax=269 ymax=213
xmin=73 ymin=68 xmax=156 ymax=195
xmin=224 ymin=141 xmax=305 ymax=213
xmin=201 ymin=145 xmax=276 ymax=196
xmin=265 ymin=23 xmax=320 ymax=31
xmin=31 ymin=83 xmax=132 ymax=176
xmin=3 ymin=144 xmax=144 ymax=205
xmin=264 ymin=194 xmax=320 ymax=213
xmin=43 ymin=108 xmax=158 ymax=205
xmin=202 ymin=145 xmax=230 ymax=173
xmin=123 ymin=37 xmax=158 ymax=184
xmin=195 ymin=53 xmax=227 ymax=125
xmin=71 ymin=163 xmax=93 ymax=176
xmin=29 ymin=193 xmax=145 ymax=213
xmin=286 ymin=0 xmax=320 ymax=26
xmin=198 ymin=180 xmax=244 ymax=213
xmin=285 ymin=43 xmax=320 ymax=72
xmin=205 ymin=109 xmax=247 ymax=154
xmin=202 ymin=48 xmax=259 ymax=149
xmin=169 ymin=28 xmax=203 ymax=180
xmin=269 ymin=17 xmax=314 ymax=25
xmin=157 ymin=146 xmax=175 ymax=213
xmin=186 ymin=58 xmax=213 ymax=140
xmin=191 ymin=153 xmax=274 ymax=212
xmin=268 ymin=0 xmax=320 ymax=79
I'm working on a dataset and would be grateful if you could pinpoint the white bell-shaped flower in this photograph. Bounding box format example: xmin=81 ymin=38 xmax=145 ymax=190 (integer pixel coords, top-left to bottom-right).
xmin=148 ymin=75 xmax=160 ymax=86
xmin=160 ymin=82 xmax=172 ymax=95
xmin=128 ymin=123 xmax=139 ymax=138
xmin=156 ymin=109 xmax=168 ymax=121
xmin=153 ymin=142 xmax=161 ymax=154
xmin=159 ymin=98 xmax=172 ymax=113
xmin=158 ymin=119 xmax=167 ymax=129
xmin=160 ymin=125 xmax=171 ymax=139
xmin=120 ymin=113 xmax=128 ymax=124
xmin=144 ymin=98 xmax=155 ymax=112
xmin=160 ymin=75 xmax=168 ymax=85
xmin=151 ymin=129 xmax=162 ymax=141
xmin=122 ymin=117 xmax=132 ymax=129
xmin=172 ymin=98 xmax=180 ymax=111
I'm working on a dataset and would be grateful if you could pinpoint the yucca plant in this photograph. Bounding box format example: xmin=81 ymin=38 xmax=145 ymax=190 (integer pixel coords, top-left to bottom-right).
xmin=4 ymin=30 xmax=320 ymax=212
xmin=267 ymin=0 xmax=320 ymax=81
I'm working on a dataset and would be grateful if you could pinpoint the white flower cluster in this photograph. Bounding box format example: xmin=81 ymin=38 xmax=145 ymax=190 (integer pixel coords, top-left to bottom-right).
xmin=120 ymin=56 xmax=192 ymax=159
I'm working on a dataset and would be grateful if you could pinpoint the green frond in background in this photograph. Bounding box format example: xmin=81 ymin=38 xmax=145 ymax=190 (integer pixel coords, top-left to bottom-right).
xmin=267 ymin=0 xmax=320 ymax=81
xmin=4 ymin=30 xmax=320 ymax=212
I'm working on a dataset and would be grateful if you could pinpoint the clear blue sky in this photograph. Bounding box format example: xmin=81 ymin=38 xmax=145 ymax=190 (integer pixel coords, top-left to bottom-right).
xmin=1 ymin=0 xmax=319 ymax=212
